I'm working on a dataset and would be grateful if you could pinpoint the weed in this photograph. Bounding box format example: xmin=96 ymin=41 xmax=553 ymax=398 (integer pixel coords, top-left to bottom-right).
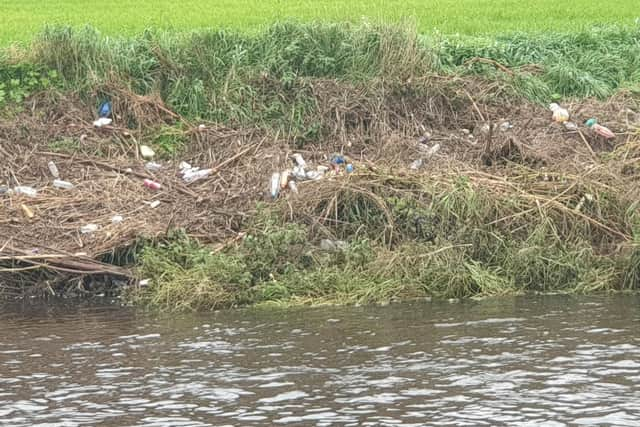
xmin=47 ymin=137 xmax=80 ymax=154
xmin=0 ymin=63 xmax=58 ymax=108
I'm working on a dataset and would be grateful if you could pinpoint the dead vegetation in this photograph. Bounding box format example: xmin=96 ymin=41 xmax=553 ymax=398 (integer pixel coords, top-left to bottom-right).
xmin=1 ymin=78 xmax=639 ymax=300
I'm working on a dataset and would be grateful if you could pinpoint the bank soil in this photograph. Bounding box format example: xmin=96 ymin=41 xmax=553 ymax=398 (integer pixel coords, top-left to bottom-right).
xmin=1 ymin=80 xmax=639 ymax=300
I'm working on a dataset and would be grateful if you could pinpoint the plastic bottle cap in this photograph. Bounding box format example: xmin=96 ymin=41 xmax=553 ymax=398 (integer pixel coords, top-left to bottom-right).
xmin=585 ymin=119 xmax=596 ymax=127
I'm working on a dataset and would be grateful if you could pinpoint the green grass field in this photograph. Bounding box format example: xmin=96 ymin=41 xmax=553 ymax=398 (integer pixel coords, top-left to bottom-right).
xmin=1 ymin=0 xmax=638 ymax=44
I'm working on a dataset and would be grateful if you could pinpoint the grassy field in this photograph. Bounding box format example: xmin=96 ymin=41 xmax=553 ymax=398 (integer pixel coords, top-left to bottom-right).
xmin=1 ymin=0 xmax=638 ymax=44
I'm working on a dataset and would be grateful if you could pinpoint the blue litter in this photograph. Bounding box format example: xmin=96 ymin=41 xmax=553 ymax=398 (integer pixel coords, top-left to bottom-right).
xmin=331 ymin=155 xmax=345 ymax=165
xmin=98 ymin=101 xmax=112 ymax=118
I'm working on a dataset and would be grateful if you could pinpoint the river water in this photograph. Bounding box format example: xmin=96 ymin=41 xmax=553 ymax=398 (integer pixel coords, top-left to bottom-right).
xmin=0 ymin=295 xmax=639 ymax=426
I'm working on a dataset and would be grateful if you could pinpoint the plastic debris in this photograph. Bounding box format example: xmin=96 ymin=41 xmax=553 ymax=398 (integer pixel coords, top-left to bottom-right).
xmin=346 ymin=163 xmax=354 ymax=173
xmin=0 ymin=185 xmax=8 ymax=195
xmin=426 ymin=143 xmax=441 ymax=157
xmin=317 ymin=165 xmax=330 ymax=173
xmin=411 ymin=144 xmax=441 ymax=170
xmin=550 ymin=103 xmax=570 ymax=123
xmin=270 ymin=172 xmax=281 ymax=198
xmin=331 ymin=154 xmax=346 ymax=165
xmin=320 ymin=239 xmax=348 ymax=252
xmin=21 ymin=204 xmax=34 ymax=219
xmin=198 ymin=124 xmax=206 ymax=131
xmin=145 ymin=162 xmax=162 ymax=172
xmin=279 ymin=170 xmax=290 ymax=189
xmin=479 ymin=123 xmax=493 ymax=136
xmin=585 ymin=119 xmax=615 ymax=139
xmin=418 ymin=133 xmax=431 ymax=144
xmin=292 ymin=153 xmax=307 ymax=168
xmin=287 ymin=180 xmax=298 ymax=194
xmin=139 ymin=279 xmax=150 ymax=287
xmin=149 ymin=200 xmax=161 ymax=209
xmin=292 ymin=166 xmax=307 ymax=180
xmin=179 ymin=162 xmax=212 ymax=183
xmin=184 ymin=169 xmax=212 ymax=183
xmin=93 ymin=117 xmax=112 ymax=128
xmin=111 ymin=215 xmax=124 ymax=224
xmin=563 ymin=121 xmax=578 ymax=131
xmin=499 ymin=121 xmax=513 ymax=132
xmin=53 ymin=179 xmax=74 ymax=189
xmin=98 ymin=101 xmax=112 ymax=118
xmin=575 ymin=193 xmax=595 ymax=212
xmin=140 ymin=145 xmax=155 ymax=159
xmin=13 ymin=186 xmax=37 ymax=197
xmin=410 ymin=159 xmax=423 ymax=170
xmin=48 ymin=161 xmax=60 ymax=178
xmin=305 ymin=170 xmax=324 ymax=181
xmin=80 ymin=224 xmax=99 ymax=234
xmin=143 ymin=179 xmax=162 ymax=190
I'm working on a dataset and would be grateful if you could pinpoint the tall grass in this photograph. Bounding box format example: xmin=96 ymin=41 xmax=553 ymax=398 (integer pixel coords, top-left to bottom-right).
xmin=15 ymin=22 xmax=640 ymax=128
xmin=133 ymin=170 xmax=639 ymax=311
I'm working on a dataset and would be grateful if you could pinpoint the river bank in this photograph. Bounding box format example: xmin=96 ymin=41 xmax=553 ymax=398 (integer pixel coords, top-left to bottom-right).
xmin=1 ymin=23 xmax=639 ymax=309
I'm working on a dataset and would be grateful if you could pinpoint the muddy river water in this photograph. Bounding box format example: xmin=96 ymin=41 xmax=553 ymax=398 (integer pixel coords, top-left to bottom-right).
xmin=0 ymin=295 xmax=639 ymax=426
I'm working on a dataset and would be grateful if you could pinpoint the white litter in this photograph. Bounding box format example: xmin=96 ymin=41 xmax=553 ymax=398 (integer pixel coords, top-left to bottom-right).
xmin=93 ymin=117 xmax=112 ymax=127
xmin=140 ymin=145 xmax=155 ymax=159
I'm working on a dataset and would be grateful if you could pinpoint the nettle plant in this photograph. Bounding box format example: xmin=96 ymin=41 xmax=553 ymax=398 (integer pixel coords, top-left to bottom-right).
xmin=0 ymin=64 xmax=58 ymax=107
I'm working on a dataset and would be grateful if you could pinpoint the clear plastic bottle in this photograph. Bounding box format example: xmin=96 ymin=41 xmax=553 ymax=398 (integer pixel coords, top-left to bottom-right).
xmin=13 ymin=186 xmax=37 ymax=197
xmin=53 ymin=179 xmax=74 ymax=189
xmin=270 ymin=172 xmax=281 ymax=198
xmin=292 ymin=153 xmax=307 ymax=168
xmin=48 ymin=161 xmax=60 ymax=178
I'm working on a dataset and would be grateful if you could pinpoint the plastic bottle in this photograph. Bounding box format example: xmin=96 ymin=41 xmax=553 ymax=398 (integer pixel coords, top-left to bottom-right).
xmin=585 ymin=119 xmax=615 ymax=139
xmin=270 ymin=172 xmax=281 ymax=198
xmin=48 ymin=161 xmax=60 ymax=178
xmin=182 ymin=169 xmax=212 ymax=183
xmin=53 ymin=179 xmax=74 ymax=189
xmin=80 ymin=224 xmax=99 ymax=234
xmin=145 ymin=162 xmax=162 ymax=172
xmin=13 ymin=186 xmax=37 ymax=197
xmin=292 ymin=153 xmax=307 ymax=168
xmin=549 ymin=103 xmax=570 ymax=123
xmin=143 ymin=179 xmax=162 ymax=190
xmin=305 ymin=170 xmax=324 ymax=181
xmin=293 ymin=166 xmax=307 ymax=180
xmin=279 ymin=170 xmax=290 ymax=189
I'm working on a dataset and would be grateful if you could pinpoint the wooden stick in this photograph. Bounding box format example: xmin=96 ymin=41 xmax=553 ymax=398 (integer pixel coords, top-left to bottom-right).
xmin=576 ymin=129 xmax=598 ymax=161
